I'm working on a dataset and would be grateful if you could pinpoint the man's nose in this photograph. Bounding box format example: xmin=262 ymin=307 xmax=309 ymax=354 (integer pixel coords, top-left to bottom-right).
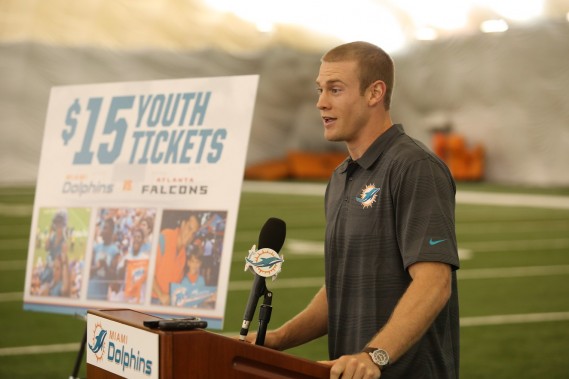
xmin=316 ymin=93 xmax=329 ymax=110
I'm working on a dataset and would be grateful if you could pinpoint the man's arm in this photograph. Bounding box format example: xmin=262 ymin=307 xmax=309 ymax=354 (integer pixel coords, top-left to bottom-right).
xmin=152 ymin=278 xmax=170 ymax=305
xmin=326 ymin=261 xmax=452 ymax=379
xmin=60 ymin=251 xmax=70 ymax=297
xmin=246 ymin=285 xmax=329 ymax=351
xmin=367 ymin=261 xmax=452 ymax=361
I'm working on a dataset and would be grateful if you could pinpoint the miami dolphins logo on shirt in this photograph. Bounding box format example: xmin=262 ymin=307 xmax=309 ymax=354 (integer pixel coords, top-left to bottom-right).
xmin=356 ymin=184 xmax=380 ymax=209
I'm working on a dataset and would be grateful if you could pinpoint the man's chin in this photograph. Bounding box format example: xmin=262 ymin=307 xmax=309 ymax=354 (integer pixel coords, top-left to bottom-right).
xmin=323 ymin=129 xmax=340 ymax=142
xmin=324 ymin=134 xmax=342 ymax=143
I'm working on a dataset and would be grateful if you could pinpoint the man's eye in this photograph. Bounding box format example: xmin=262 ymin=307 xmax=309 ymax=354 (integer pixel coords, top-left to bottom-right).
xmin=316 ymin=88 xmax=323 ymax=94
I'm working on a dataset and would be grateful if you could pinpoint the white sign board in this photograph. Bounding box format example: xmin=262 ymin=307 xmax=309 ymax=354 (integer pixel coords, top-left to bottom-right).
xmin=23 ymin=75 xmax=259 ymax=329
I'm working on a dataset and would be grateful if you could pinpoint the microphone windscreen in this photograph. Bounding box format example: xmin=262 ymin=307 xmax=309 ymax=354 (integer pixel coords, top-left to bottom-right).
xmin=257 ymin=217 xmax=286 ymax=252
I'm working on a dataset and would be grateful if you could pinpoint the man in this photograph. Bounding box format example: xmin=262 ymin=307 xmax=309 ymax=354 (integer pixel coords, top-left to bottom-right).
xmin=45 ymin=210 xmax=68 ymax=264
xmin=88 ymin=217 xmax=120 ymax=300
xmin=113 ymin=227 xmax=151 ymax=303
xmin=247 ymin=41 xmax=460 ymax=379
xmin=39 ymin=209 xmax=68 ymax=286
xmin=152 ymin=211 xmax=200 ymax=305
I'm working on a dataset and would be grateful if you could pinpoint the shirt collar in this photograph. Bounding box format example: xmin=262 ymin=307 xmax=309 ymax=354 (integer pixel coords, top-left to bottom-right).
xmin=339 ymin=124 xmax=405 ymax=173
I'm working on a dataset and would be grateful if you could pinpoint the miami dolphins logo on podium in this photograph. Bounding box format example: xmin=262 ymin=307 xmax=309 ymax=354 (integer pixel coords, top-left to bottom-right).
xmin=88 ymin=322 xmax=107 ymax=362
xmin=244 ymin=245 xmax=284 ymax=280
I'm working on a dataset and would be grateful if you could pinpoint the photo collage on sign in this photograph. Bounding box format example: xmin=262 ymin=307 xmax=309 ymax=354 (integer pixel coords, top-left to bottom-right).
xmin=30 ymin=207 xmax=227 ymax=310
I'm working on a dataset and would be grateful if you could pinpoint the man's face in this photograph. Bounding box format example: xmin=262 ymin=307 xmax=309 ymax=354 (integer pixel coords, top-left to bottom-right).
xmin=53 ymin=219 xmax=65 ymax=235
xmin=315 ymin=60 xmax=370 ymax=144
xmin=140 ymin=220 xmax=150 ymax=235
xmin=101 ymin=220 xmax=114 ymax=243
xmin=180 ymin=216 xmax=199 ymax=246
xmin=132 ymin=230 xmax=144 ymax=253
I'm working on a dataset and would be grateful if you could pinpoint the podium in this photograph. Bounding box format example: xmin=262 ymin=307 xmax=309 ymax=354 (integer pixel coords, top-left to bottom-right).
xmin=86 ymin=309 xmax=330 ymax=378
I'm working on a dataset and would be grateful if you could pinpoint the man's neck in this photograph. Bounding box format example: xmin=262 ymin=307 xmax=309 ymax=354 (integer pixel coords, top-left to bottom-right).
xmin=347 ymin=114 xmax=393 ymax=160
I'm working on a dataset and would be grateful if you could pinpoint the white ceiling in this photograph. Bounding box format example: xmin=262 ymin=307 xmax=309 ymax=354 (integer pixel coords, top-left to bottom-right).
xmin=1 ymin=0 xmax=568 ymax=53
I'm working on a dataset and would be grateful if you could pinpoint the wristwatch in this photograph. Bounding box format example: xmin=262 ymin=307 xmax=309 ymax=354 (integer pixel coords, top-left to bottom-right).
xmin=362 ymin=347 xmax=390 ymax=370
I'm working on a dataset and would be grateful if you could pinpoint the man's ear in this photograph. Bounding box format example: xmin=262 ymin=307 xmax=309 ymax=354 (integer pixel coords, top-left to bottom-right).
xmin=368 ymin=80 xmax=386 ymax=106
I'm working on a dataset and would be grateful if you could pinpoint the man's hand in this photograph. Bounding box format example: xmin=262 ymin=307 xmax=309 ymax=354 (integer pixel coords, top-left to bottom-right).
xmin=320 ymin=352 xmax=381 ymax=379
xmin=158 ymin=292 xmax=170 ymax=305
xmin=236 ymin=330 xmax=281 ymax=350
xmin=238 ymin=331 xmax=257 ymax=344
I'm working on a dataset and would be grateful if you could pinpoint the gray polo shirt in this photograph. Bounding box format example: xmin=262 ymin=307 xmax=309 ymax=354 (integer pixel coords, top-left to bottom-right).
xmin=324 ymin=124 xmax=459 ymax=379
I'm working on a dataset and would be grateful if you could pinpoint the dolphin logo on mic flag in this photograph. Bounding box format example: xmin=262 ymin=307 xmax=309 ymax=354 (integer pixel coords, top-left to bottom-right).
xmin=244 ymin=245 xmax=284 ymax=280
xmin=245 ymin=256 xmax=284 ymax=268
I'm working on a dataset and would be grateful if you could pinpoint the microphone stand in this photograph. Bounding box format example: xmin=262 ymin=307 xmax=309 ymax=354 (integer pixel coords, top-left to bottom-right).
xmin=255 ymin=290 xmax=273 ymax=347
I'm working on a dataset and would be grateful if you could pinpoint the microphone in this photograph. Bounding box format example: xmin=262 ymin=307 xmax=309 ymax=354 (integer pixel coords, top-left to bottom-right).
xmin=239 ymin=217 xmax=286 ymax=341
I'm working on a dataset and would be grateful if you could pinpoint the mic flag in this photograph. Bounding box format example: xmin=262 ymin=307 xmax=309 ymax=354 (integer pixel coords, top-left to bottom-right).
xmin=239 ymin=217 xmax=286 ymax=340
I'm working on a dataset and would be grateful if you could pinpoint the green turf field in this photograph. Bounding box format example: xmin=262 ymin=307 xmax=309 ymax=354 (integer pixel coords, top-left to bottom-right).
xmin=1 ymin=183 xmax=569 ymax=378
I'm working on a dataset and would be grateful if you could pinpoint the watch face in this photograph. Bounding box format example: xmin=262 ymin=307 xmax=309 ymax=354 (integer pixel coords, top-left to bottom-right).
xmin=371 ymin=349 xmax=389 ymax=366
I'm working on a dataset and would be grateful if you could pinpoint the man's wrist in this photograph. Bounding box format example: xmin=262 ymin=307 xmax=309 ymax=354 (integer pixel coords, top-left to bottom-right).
xmin=362 ymin=346 xmax=390 ymax=370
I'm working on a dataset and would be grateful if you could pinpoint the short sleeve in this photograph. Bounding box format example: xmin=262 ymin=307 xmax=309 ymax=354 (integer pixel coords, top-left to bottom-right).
xmin=393 ymin=157 xmax=459 ymax=271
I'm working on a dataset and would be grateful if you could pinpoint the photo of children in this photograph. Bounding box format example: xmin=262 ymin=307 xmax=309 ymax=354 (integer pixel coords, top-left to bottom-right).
xmin=152 ymin=210 xmax=226 ymax=309
xmin=29 ymin=208 xmax=90 ymax=299
xmin=86 ymin=208 xmax=155 ymax=303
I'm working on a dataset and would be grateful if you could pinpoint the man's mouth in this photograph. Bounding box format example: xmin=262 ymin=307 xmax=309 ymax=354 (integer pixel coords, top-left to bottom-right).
xmin=322 ymin=116 xmax=336 ymax=126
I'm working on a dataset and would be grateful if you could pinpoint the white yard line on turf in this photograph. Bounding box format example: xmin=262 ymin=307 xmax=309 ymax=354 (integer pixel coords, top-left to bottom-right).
xmin=0 ymin=260 xmax=26 ymax=270
xmin=3 ymin=264 xmax=569 ymax=302
xmin=0 ymin=182 xmax=568 ymax=219
xmin=0 ymin=343 xmax=80 ymax=356
xmin=459 ymin=312 xmax=569 ymax=326
xmin=243 ymin=181 xmax=569 ymax=210
xmin=0 ymin=203 xmax=33 ymax=216
xmin=0 ymin=292 xmax=23 ymax=301
xmin=2 ymin=311 xmax=569 ymax=356
xmin=227 ymin=265 xmax=569 ymax=290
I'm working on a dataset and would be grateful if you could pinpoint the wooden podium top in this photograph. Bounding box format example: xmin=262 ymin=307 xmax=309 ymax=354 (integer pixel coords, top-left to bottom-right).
xmin=87 ymin=309 xmax=330 ymax=379
xmin=90 ymin=308 xmax=161 ymax=328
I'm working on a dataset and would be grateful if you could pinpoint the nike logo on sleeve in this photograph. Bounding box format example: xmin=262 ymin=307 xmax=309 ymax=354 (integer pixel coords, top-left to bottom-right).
xmin=429 ymin=238 xmax=447 ymax=246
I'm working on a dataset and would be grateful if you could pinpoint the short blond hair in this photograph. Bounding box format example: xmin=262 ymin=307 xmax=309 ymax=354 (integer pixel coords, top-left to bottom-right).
xmin=322 ymin=41 xmax=394 ymax=110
